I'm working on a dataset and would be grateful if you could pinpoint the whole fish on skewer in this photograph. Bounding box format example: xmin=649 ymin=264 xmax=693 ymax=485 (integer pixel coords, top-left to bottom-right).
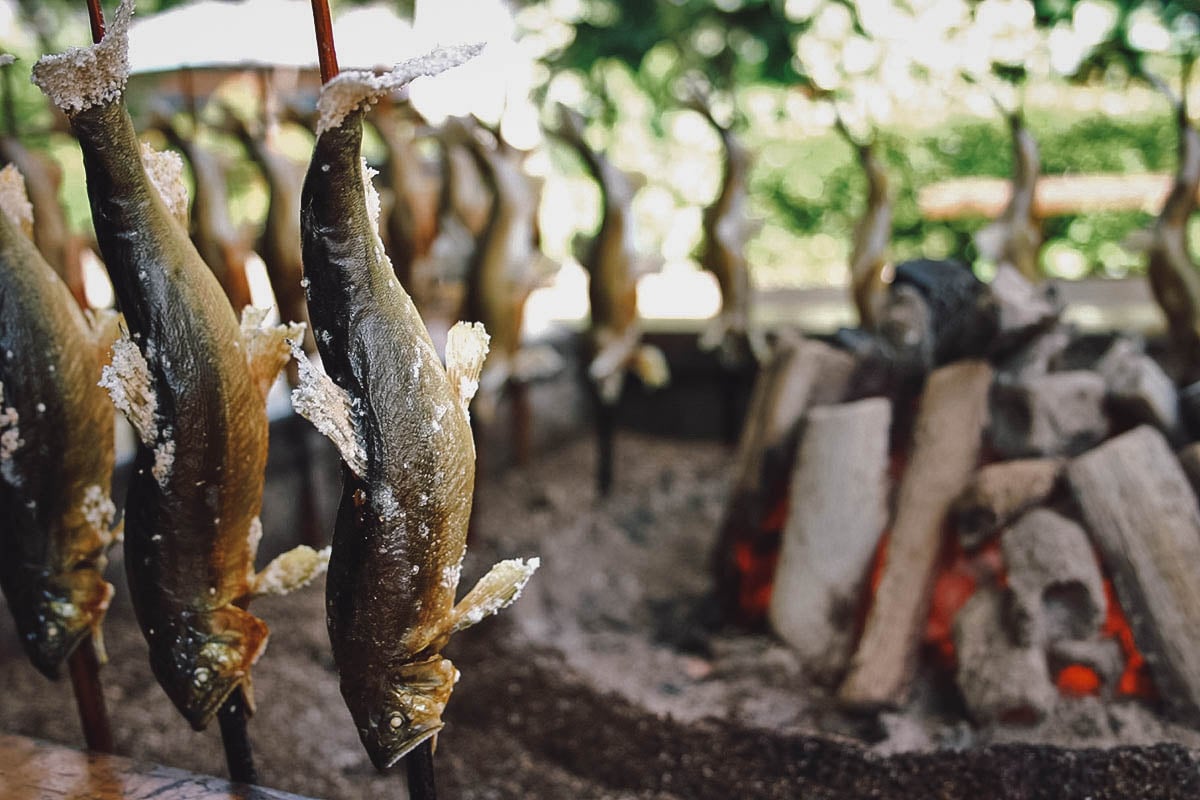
xmin=0 ymin=162 xmax=119 ymax=678
xmin=219 ymin=104 xmax=315 ymax=362
xmin=150 ymin=111 xmax=254 ymax=313
xmin=291 ymin=48 xmax=538 ymax=769
xmin=688 ymin=95 xmax=765 ymax=366
xmin=32 ymin=0 xmax=328 ymax=730
xmin=551 ymin=103 xmax=668 ymax=403
xmin=1124 ymin=63 xmax=1200 ymax=382
xmin=974 ymin=104 xmax=1042 ymax=282
xmin=831 ymin=109 xmax=893 ymax=331
xmin=371 ymin=102 xmax=441 ymax=303
xmin=451 ymin=117 xmax=560 ymax=416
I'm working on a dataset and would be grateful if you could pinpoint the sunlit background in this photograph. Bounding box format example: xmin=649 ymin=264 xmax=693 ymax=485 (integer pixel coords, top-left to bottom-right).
xmin=0 ymin=0 xmax=1195 ymax=333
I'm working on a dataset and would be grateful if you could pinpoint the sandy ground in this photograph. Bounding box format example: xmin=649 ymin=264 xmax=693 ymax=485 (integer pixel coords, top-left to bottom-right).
xmin=2 ymin=430 xmax=1200 ymax=799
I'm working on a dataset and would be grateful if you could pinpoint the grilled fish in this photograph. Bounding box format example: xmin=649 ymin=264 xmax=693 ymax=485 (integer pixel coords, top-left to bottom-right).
xmin=0 ymin=135 xmax=87 ymax=309
xmin=453 ymin=117 xmax=559 ymax=415
xmin=0 ymin=163 xmax=118 ymax=679
xmin=221 ymin=105 xmax=314 ymax=363
xmin=292 ymin=49 xmax=537 ymax=770
xmin=832 ymin=111 xmax=893 ymax=330
xmin=690 ymin=97 xmax=764 ymax=365
xmin=32 ymin=0 xmax=327 ymax=730
xmin=975 ymin=107 xmax=1042 ymax=282
xmin=153 ymin=113 xmax=254 ymax=312
xmin=1125 ymin=66 xmax=1200 ymax=382
xmin=552 ymin=104 xmax=667 ymax=403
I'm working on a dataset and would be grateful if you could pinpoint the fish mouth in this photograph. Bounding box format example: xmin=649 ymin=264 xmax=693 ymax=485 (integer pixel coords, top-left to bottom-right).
xmin=368 ymin=722 xmax=445 ymax=771
xmin=175 ymin=674 xmax=245 ymax=732
xmin=25 ymin=624 xmax=90 ymax=681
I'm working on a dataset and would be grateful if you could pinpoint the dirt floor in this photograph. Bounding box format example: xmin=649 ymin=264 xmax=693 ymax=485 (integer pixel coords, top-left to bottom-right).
xmin=3 ymin=429 xmax=1200 ymax=799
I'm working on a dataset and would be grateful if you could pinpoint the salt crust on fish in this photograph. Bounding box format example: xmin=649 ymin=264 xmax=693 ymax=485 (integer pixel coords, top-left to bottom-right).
xmin=315 ymin=44 xmax=484 ymax=135
xmin=30 ymin=0 xmax=133 ymax=114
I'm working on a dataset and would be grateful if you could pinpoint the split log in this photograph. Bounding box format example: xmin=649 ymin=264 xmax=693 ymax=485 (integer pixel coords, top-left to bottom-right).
xmin=1001 ymin=509 xmax=1106 ymax=647
xmin=953 ymin=588 xmax=1058 ymax=726
xmin=990 ymin=371 xmax=1109 ymax=458
xmin=918 ymin=172 xmax=1189 ymax=221
xmin=995 ymin=324 xmax=1072 ymax=382
xmin=1179 ymin=380 xmax=1200 ymax=438
xmin=987 ymin=265 xmax=1060 ymax=355
xmin=952 ymin=458 xmax=1064 ymax=550
xmin=839 ymin=360 xmax=992 ymax=709
xmin=1096 ymin=338 xmax=1181 ymax=440
xmin=768 ymin=398 xmax=892 ymax=683
xmin=1177 ymin=442 xmax=1200 ymax=498
xmin=1067 ymin=425 xmax=1200 ymax=725
xmin=714 ymin=335 xmax=856 ymax=624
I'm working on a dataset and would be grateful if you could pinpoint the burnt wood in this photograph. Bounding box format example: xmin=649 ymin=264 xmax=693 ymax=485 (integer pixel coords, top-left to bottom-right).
xmin=1067 ymin=425 xmax=1200 ymax=725
xmin=839 ymin=360 xmax=992 ymax=709
xmin=768 ymin=398 xmax=891 ymax=683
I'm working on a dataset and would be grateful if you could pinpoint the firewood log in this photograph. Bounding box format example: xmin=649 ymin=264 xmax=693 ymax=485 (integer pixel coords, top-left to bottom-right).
xmin=1067 ymin=425 xmax=1200 ymax=725
xmin=839 ymin=360 xmax=992 ymax=709
xmin=768 ymin=398 xmax=891 ymax=683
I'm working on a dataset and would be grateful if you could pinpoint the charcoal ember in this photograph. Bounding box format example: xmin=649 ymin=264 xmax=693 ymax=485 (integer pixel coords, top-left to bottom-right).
xmin=954 ymin=588 xmax=1058 ymax=726
xmin=1000 ymin=509 xmax=1106 ymax=647
xmin=989 ymin=371 xmax=1109 ymax=458
xmin=1047 ymin=638 xmax=1125 ymax=694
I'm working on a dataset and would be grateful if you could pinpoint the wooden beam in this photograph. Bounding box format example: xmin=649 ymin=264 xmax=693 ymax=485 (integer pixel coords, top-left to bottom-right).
xmin=0 ymin=734 xmax=309 ymax=799
xmin=918 ymin=173 xmax=1188 ymax=220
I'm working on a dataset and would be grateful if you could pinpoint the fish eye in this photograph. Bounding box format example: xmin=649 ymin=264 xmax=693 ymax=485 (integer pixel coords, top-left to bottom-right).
xmin=387 ymin=713 xmax=404 ymax=730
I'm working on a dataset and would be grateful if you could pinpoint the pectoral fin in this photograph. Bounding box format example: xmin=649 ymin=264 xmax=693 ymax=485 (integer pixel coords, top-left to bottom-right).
xmin=289 ymin=340 xmax=367 ymax=477
xmin=445 ymin=321 xmax=490 ymax=415
xmin=445 ymin=557 xmax=539 ymax=636
xmin=251 ymin=545 xmax=331 ymax=597
xmin=513 ymin=344 xmax=563 ymax=384
xmin=634 ymin=343 xmax=670 ymax=389
xmin=241 ymin=307 xmax=305 ymax=401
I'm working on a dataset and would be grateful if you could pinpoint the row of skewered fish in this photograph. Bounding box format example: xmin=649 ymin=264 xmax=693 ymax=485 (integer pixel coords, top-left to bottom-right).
xmin=1 ymin=0 xmax=537 ymax=771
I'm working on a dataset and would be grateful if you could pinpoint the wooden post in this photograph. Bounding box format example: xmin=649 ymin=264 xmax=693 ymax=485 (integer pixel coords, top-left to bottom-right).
xmin=66 ymin=636 xmax=114 ymax=753
xmin=839 ymin=360 xmax=992 ymax=709
xmin=309 ymin=0 xmax=339 ymax=84
xmin=216 ymin=687 xmax=257 ymax=784
xmin=406 ymin=739 xmax=437 ymax=800
xmin=85 ymin=0 xmax=105 ymax=43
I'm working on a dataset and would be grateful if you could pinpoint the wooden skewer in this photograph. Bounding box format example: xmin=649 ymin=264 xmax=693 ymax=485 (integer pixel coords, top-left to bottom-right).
xmin=216 ymin=687 xmax=258 ymax=785
xmin=405 ymin=740 xmax=437 ymax=800
xmin=309 ymin=0 xmax=339 ymax=84
xmin=66 ymin=636 xmax=114 ymax=753
xmin=85 ymin=0 xmax=105 ymax=43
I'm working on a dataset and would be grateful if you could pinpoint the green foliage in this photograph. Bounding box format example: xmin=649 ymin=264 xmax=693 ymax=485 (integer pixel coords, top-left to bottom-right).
xmin=748 ymin=107 xmax=1177 ymax=286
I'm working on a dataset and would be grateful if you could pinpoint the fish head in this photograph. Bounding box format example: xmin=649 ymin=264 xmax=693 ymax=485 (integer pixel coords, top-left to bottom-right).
xmin=151 ymin=606 xmax=268 ymax=731
xmin=15 ymin=571 xmax=113 ymax=679
xmin=347 ymin=655 xmax=458 ymax=770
